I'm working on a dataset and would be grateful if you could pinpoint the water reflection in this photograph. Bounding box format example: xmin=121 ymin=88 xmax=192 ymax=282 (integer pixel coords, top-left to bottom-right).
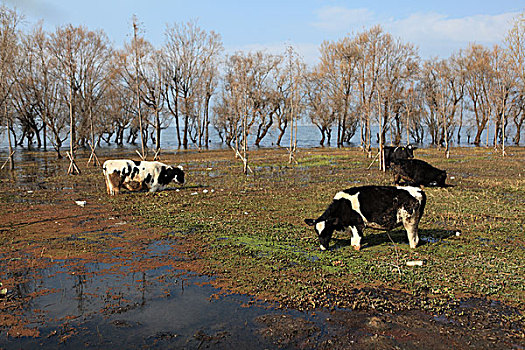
xmin=0 ymin=241 xmax=295 ymax=349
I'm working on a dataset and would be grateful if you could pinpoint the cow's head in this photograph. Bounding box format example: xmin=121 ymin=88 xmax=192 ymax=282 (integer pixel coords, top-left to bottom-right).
xmin=159 ymin=165 xmax=185 ymax=185
xmin=172 ymin=165 xmax=185 ymax=185
xmin=304 ymin=217 xmax=340 ymax=251
xmin=405 ymin=144 xmax=417 ymax=158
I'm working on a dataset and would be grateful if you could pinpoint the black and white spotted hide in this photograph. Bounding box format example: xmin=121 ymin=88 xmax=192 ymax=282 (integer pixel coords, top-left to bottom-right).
xmin=305 ymin=185 xmax=426 ymax=251
xmin=103 ymin=159 xmax=184 ymax=195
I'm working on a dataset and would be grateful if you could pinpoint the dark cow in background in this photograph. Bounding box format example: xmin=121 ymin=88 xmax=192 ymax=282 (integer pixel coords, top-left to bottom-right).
xmin=305 ymin=185 xmax=426 ymax=251
xmin=383 ymin=145 xmax=416 ymax=168
xmin=103 ymin=159 xmax=184 ymax=195
xmin=391 ymin=159 xmax=447 ymax=187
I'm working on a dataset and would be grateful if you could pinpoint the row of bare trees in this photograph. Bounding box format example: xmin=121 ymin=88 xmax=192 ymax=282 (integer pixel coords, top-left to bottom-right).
xmin=1 ymin=5 xmax=524 ymax=169
xmin=308 ymin=23 xmax=525 ymax=163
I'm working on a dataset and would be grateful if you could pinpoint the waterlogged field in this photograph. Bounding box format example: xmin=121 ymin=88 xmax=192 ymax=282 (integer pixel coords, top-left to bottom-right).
xmin=116 ymin=147 xmax=524 ymax=306
xmin=0 ymin=146 xmax=523 ymax=348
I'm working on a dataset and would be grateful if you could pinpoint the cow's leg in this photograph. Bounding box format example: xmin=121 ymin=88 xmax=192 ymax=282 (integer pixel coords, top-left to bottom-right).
xmin=403 ymin=217 xmax=420 ymax=248
xmin=104 ymin=176 xmax=111 ymax=195
xmin=108 ymin=173 xmax=121 ymax=196
xmin=402 ymin=176 xmax=417 ymax=186
xmin=350 ymin=225 xmax=362 ymax=251
xmin=398 ymin=206 xmax=421 ymax=248
xmin=105 ymin=176 xmax=116 ymax=196
xmin=393 ymin=174 xmax=401 ymax=185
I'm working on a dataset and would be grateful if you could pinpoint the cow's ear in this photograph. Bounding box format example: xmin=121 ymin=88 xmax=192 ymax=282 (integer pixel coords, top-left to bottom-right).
xmin=304 ymin=219 xmax=316 ymax=226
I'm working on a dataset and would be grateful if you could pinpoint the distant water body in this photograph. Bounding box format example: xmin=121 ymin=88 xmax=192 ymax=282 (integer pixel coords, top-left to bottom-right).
xmin=0 ymin=123 xmax=519 ymax=153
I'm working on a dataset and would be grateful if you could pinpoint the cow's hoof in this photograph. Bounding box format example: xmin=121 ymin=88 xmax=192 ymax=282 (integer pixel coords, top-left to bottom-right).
xmin=353 ymin=245 xmax=361 ymax=251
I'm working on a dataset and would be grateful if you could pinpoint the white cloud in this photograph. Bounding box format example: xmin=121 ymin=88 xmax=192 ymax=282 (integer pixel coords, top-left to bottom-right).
xmin=311 ymin=6 xmax=374 ymax=33
xmin=311 ymin=6 xmax=520 ymax=58
xmin=5 ymin=0 xmax=64 ymax=23
xmin=390 ymin=12 xmax=518 ymax=44
xmin=388 ymin=11 xmax=519 ymax=57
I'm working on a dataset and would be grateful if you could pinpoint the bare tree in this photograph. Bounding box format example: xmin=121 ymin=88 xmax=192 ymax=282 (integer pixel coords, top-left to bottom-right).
xmin=462 ymin=44 xmax=495 ymax=146
xmin=0 ymin=5 xmax=22 ymax=169
xmin=48 ymin=25 xmax=95 ymax=173
xmin=215 ymin=50 xmax=283 ymax=170
xmin=79 ymin=29 xmax=113 ymax=166
xmin=304 ymin=67 xmax=336 ymax=146
xmin=217 ymin=52 xmax=256 ymax=173
xmin=252 ymin=52 xmax=283 ymax=148
xmin=354 ymin=26 xmax=385 ymax=156
xmin=284 ymin=46 xmax=305 ymax=163
xmin=140 ymin=47 xmax=168 ymax=158
xmin=132 ymin=17 xmax=147 ymax=159
xmin=379 ymin=36 xmax=419 ymax=166
xmin=505 ymin=13 xmax=525 ymax=146
xmin=11 ymin=24 xmax=46 ymax=150
xmin=164 ymin=20 xmax=223 ymax=149
xmin=318 ymin=37 xmax=360 ymax=148
xmin=100 ymin=59 xmax=135 ymax=146
xmin=489 ymin=45 xmax=515 ymax=155
xmin=24 ymin=25 xmax=69 ymax=158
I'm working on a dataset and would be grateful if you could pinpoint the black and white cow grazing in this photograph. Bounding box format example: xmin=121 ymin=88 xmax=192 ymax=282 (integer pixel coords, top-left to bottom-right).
xmin=383 ymin=145 xmax=416 ymax=168
xmin=391 ymin=159 xmax=447 ymax=187
xmin=103 ymin=159 xmax=184 ymax=195
xmin=305 ymin=185 xmax=426 ymax=251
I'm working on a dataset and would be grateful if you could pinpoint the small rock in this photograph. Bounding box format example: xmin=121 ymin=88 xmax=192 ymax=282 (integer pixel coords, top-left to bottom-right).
xmin=406 ymin=260 xmax=424 ymax=266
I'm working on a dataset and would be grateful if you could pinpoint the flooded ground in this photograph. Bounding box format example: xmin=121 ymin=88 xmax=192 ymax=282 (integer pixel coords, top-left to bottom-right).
xmin=0 ymin=147 xmax=523 ymax=349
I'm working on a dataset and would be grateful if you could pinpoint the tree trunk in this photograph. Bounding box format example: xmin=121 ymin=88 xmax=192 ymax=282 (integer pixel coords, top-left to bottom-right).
xmin=7 ymin=118 xmax=14 ymax=170
xmin=254 ymin=117 xmax=273 ymax=147
xmin=473 ymin=124 xmax=486 ymax=147
xmin=276 ymin=120 xmax=287 ymax=146
xmin=155 ymin=109 xmax=161 ymax=152
xmin=183 ymin=115 xmax=189 ymax=149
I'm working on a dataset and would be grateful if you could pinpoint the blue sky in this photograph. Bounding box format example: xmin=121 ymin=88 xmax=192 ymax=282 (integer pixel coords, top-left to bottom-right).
xmin=6 ymin=0 xmax=524 ymax=64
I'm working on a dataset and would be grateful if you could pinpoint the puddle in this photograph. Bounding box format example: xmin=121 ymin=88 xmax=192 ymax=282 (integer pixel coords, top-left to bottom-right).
xmin=0 ymin=241 xmax=297 ymax=348
xmin=420 ymin=236 xmax=442 ymax=244
xmin=6 ymin=240 xmax=517 ymax=349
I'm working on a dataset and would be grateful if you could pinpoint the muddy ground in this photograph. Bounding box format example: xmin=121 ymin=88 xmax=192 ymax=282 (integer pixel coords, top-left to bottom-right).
xmin=0 ymin=146 xmax=523 ymax=349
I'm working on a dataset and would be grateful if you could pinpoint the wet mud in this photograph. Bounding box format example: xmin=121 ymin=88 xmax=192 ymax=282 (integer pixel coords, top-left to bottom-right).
xmin=0 ymin=148 xmax=523 ymax=349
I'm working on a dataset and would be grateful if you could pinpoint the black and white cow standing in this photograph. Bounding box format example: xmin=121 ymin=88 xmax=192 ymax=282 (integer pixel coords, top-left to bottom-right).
xmin=391 ymin=159 xmax=447 ymax=187
xmin=383 ymin=145 xmax=416 ymax=168
xmin=305 ymin=185 xmax=426 ymax=251
xmin=103 ymin=159 xmax=184 ymax=195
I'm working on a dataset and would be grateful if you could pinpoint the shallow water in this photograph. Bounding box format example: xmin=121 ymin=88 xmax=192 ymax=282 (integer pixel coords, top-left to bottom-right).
xmin=0 ymin=241 xmax=319 ymax=349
